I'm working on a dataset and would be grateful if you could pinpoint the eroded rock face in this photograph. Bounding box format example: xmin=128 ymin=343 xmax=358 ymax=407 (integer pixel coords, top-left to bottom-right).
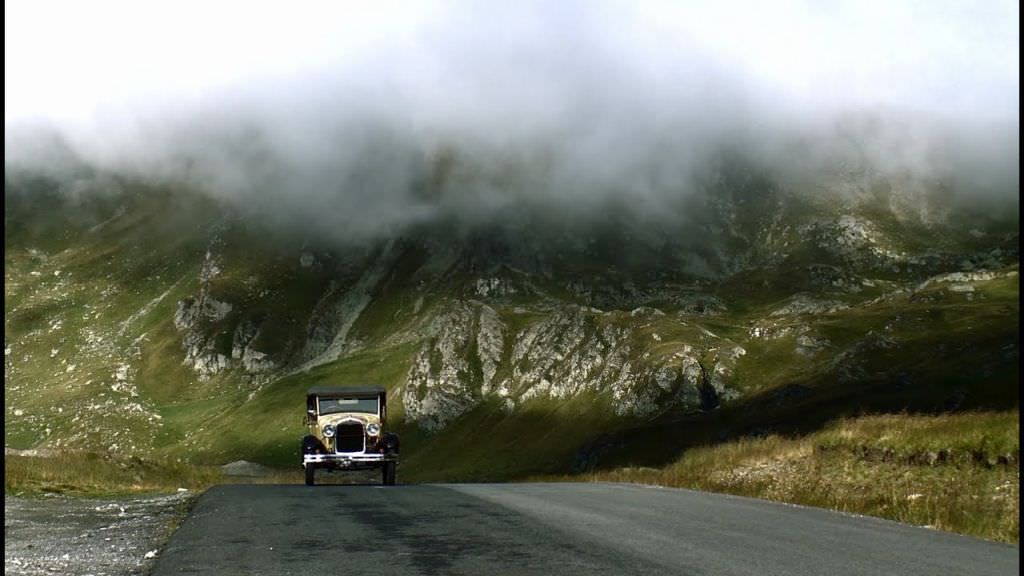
xmin=512 ymin=306 xmax=599 ymax=401
xmin=476 ymin=305 xmax=505 ymax=396
xmin=173 ymin=244 xmax=273 ymax=381
xmin=708 ymin=345 xmax=745 ymax=403
xmin=475 ymin=277 xmax=517 ymax=298
xmin=403 ymin=301 xmax=501 ymax=431
xmin=231 ymin=320 xmax=258 ymax=360
xmin=401 ymin=302 xmax=745 ymax=428
xmin=180 ymin=331 xmax=229 ymax=380
xmin=174 ymin=250 xmax=232 ymax=380
xmin=917 ymin=269 xmax=1014 ymax=289
xmin=230 ymin=319 xmax=275 ymax=376
xmin=173 ymin=296 xmax=232 ymax=331
xmin=771 ymin=294 xmax=848 ymax=316
xmin=178 ymin=293 xmax=237 ymax=379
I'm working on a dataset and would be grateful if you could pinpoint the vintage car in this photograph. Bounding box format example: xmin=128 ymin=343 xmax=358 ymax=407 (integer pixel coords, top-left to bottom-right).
xmin=302 ymin=386 xmax=399 ymax=486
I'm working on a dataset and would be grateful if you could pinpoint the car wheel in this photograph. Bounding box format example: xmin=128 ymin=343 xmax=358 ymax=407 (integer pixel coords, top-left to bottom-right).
xmin=382 ymin=462 xmax=397 ymax=486
xmin=302 ymin=435 xmax=324 ymax=454
xmin=305 ymin=465 xmax=315 ymax=486
xmin=383 ymin=433 xmax=400 ymax=455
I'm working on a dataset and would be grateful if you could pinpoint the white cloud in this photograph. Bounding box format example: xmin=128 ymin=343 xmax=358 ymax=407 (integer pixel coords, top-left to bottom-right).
xmin=5 ymin=0 xmax=1018 ymax=237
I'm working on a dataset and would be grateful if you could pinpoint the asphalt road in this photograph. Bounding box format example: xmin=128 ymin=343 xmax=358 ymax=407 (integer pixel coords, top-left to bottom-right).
xmin=151 ymin=483 xmax=1018 ymax=576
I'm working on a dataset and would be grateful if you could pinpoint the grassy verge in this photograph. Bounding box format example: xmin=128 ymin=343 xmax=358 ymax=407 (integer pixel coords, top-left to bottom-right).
xmin=3 ymin=451 xmax=379 ymax=496
xmin=544 ymin=411 xmax=1019 ymax=544
xmin=4 ymin=451 xmax=225 ymax=498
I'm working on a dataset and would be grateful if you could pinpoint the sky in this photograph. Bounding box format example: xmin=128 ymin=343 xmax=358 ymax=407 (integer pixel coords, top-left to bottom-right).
xmin=4 ymin=0 xmax=1019 ymax=237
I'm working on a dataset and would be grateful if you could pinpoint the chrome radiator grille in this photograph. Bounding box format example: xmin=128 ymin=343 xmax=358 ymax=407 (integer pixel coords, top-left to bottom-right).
xmin=335 ymin=423 xmax=364 ymax=453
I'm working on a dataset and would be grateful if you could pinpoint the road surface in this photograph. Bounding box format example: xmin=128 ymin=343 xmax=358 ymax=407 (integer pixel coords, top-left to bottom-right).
xmin=151 ymin=483 xmax=1018 ymax=575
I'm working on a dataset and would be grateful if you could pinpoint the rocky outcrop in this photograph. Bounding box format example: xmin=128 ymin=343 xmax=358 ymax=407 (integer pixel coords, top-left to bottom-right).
xmin=770 ymin=294 xmax=848 ymax=316
xmin=401 ymin=302 xmax=745 ymax=428
xmin=476 ymin=305 xmax=505 ymax=396
xmin=474 ymin=277 xmax=518 ymax=298
xmin=402 ymin=301 xmax=503 ymax=431
xmin=173 ymin=296 xmax=232 ymax=330
xmin=180 ymin=330 xmax=229 ymax=380
xmin=801 ymin=215 xmax=921 ymax=272
xmin=511 ymin=306 xmax=601 ymax=401
xmin=231 ymin=319 xmax=275 ymax=376
xmin=173 ymin=243 xmax=273 ymax=382
xmin=916 ymin=269 xmax=1015 ymax=290
xmin=174 ymin=250 xmax=233 ymax=380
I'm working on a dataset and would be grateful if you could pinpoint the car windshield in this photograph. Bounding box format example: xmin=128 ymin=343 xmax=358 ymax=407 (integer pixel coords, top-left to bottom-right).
xmin=318 ymin=397 xmax=379 ymax=415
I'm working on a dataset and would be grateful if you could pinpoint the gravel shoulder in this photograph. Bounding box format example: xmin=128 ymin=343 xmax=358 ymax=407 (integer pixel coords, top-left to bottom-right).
xmin=4 ymin=491 xmax=193 ymax=576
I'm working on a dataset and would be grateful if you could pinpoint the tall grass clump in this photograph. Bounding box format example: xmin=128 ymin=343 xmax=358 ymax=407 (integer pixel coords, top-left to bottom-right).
xmin=572 ymin=411 xmax=1019 ymax=543
xmin=4 ymin=451 xmax=225 ymax=497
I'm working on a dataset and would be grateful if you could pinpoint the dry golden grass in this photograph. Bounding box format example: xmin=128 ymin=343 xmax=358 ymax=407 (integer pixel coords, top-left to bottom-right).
xmin=4 ymin=451 xmax=225 ymax=497
xmin=550 ymin=411 xmax=1019 ymax=544
xmin=7 ymin=412 xmax=1017 ymax=544
xmin=5 ymin=452 xmax=391 ymax=497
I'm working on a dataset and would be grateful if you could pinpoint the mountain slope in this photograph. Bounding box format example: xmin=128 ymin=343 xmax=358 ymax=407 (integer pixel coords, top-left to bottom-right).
xmin=4 ymin=163 xmax=1018 ymax=480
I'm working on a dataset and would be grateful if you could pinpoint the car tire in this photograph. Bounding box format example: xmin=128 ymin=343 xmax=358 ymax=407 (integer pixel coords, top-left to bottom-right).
xmin=305 ymin=465 xmax=315 ymax=486
xmin=383 ymin=433 xmax=400 ymax=455
xmin=302 ymin=435 xmax=324 ymax=454
xmin=382 ymin=462 xmax=397 ymax=486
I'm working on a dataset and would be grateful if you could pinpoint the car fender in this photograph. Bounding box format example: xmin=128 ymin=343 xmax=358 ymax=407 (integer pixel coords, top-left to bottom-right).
xmin=302 ymin=434 xmax=327 ymax=455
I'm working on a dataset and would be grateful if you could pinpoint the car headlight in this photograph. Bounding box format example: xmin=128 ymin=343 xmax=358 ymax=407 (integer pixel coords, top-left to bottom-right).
xmin=322 ymin=424 xmax=336 ymax=438
xmin=366 ymin=423 xmax=381 ymax=436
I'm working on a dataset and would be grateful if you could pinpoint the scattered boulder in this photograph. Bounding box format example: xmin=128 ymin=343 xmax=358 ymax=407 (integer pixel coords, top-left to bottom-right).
xmin=220 ymin=460 xmax=274 ymax=477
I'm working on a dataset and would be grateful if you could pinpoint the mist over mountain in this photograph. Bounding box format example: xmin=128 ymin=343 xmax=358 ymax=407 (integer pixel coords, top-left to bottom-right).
xmin=6 ymin=1 xmax=1019 ymax=244
xmin=4 ymin=1 xmax=1019 ymax=478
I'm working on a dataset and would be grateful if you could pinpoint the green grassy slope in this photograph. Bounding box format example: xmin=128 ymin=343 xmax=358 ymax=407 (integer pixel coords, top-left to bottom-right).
xmin=4 ymin=170 xmax=1019 ymax=488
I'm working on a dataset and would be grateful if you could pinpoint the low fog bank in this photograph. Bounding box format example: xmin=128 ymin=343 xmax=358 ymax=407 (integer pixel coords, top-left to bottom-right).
xmin=5 ymin=1 xmax=1018 ymax=242
xmin=6 ymin=110 xmax=1017 ymax=244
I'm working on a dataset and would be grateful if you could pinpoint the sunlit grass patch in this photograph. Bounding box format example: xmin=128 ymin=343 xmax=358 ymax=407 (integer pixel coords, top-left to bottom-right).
xmin=4 ymin=451 xmax=225 ymax=498
xmin=551 ymin=411 xmax=1019 ymax=544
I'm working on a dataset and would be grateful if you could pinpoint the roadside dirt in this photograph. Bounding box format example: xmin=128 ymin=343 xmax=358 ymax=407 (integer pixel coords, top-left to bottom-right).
xmin=5 ymin=462 xmax=387 ymax=575
xmin=4 ymin=492 xmax=192 ymax=576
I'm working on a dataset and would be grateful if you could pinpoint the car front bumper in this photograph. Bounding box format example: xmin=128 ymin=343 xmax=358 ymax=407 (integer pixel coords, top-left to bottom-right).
xmin=303 ymin=452 xmax=397 ymax=468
